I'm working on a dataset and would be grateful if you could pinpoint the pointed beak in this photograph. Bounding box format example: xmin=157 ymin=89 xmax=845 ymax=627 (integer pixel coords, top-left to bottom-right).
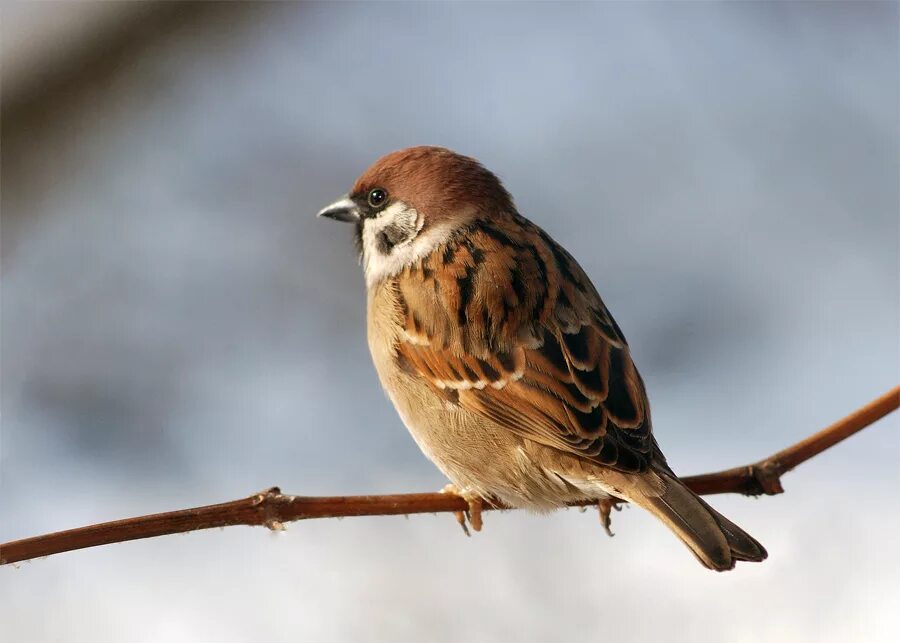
xmin=317 ymin=195 xmax=360 ymax=223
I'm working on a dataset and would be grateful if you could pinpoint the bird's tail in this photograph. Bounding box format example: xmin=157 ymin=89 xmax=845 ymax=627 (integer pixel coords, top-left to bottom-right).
xmin=634 ymin=470 xmax=768 ymax=571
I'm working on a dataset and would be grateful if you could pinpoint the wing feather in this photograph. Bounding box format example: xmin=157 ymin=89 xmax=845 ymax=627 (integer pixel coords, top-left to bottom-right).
xmin=392 ymin=217 xmax=655 ymax=473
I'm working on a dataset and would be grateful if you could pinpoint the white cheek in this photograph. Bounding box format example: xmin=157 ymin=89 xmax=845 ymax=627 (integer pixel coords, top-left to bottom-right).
xmin=362 ymin=202 xmax=452 ymax=287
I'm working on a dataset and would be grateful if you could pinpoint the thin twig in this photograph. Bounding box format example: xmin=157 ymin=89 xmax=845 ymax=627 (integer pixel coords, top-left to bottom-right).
xmin=2 ymin=386 xmax=896 ymax=566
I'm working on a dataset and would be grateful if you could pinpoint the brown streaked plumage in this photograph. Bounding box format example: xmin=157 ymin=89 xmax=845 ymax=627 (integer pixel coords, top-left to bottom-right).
xmin=318 ymin=146 xmax=767 ymax=571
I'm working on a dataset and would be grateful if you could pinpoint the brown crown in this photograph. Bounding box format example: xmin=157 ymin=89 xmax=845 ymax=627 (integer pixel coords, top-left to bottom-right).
xmin=352 ymin=146 xmax=514 ymax=222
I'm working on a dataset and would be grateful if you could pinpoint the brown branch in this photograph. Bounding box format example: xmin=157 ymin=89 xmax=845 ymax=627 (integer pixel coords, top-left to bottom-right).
xmin=2 ymin=386 xmax=897 ymax=566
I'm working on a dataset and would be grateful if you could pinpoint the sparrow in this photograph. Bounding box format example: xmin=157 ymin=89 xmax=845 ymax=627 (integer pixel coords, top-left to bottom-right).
xmin=318 ymin=146 xmax=767 ymax=571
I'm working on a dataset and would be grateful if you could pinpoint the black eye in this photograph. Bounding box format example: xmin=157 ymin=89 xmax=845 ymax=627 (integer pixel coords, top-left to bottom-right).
xmin=367 ymin=188 xmax=388 ymax=209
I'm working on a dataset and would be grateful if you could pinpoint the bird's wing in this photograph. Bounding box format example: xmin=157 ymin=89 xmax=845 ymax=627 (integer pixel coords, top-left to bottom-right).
xmin=391 ymin=216 xmax=655 ymax=473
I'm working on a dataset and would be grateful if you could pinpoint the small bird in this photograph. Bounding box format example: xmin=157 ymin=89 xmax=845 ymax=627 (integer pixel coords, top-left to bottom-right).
xmin=318 ymin=146 xmax=767 ymax=571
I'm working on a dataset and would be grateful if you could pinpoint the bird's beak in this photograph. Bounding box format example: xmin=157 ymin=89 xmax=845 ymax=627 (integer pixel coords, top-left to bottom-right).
xmin=317 ymin=195 xmax=360 ymax=223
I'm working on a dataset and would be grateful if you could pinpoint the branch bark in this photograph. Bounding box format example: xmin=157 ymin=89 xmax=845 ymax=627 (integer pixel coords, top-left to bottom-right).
xmin=2 ymin=386 xmax=897 ymax=566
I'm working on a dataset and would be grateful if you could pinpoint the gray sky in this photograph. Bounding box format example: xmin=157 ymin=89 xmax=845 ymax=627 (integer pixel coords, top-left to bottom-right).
xmin=2 ymin=3 xmax=898 ymax=641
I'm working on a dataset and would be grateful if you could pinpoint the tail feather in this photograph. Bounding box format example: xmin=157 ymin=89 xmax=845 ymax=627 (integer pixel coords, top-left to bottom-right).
xmin=637 ymin=471 xmax=767 ymax=571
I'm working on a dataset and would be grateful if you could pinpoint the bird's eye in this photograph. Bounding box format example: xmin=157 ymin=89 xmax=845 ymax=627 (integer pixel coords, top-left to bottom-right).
xmin=367 ymin=188 xmax=388 ymax=209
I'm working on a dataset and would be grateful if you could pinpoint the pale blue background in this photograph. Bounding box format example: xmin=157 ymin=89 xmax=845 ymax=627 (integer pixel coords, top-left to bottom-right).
xmin=2 ymin=2 xmax=898 ymax=641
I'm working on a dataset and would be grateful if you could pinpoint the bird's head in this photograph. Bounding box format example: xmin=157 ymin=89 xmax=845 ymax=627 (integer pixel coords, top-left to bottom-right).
xmin=317 ymin=146 xmax=514 ymax=286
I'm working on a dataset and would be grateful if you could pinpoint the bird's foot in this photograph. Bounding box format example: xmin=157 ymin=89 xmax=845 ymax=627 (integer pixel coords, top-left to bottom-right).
xmin=597 ymin=497 xmax=620 ymax=537
xmin=441 ymin=484 xmax=484 ymax=537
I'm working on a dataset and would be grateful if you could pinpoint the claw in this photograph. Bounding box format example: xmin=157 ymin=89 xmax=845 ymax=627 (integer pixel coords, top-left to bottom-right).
xmin=441 ymin=484 xmax=483 ymax=536
xmin=453 ymin=509 xmax=470 ymax=537
xmin=597 ymin=498 xmax=620 ymax=537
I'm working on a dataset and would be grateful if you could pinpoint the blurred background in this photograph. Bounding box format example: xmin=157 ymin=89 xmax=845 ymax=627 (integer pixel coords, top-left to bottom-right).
xmin=1 ymin=2 xmax=897 ymax=641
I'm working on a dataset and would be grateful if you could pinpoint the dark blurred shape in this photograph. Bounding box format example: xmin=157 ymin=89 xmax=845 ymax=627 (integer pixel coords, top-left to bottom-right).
xmin=2 ymin=2 xmax=254 ymax=261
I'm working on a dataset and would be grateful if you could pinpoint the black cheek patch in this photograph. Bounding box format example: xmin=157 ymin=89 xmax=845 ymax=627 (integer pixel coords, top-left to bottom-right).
xmin=376 ymin=230 xmax=394 ymax=254
xmin=377 ymin=222 xmax=414 ymax=254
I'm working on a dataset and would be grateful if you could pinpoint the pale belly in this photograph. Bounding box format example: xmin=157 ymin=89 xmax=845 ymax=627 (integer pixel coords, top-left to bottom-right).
xmin=377 ymin=359 xmax=613 ymax=509
xmin=365 ymin=284 xmax=617 ymax=509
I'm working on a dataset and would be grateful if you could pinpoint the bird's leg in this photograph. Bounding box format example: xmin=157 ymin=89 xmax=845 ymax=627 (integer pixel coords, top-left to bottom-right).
xmin=597 ymin=497 xmax=620 ymax=537
xmin=467 ymin=497 xmax=484 ymax=532
xmin=440 ymin=484 xmax=471 ymax=536
xmin=441 ymin=484 xmax=483 ymax=536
